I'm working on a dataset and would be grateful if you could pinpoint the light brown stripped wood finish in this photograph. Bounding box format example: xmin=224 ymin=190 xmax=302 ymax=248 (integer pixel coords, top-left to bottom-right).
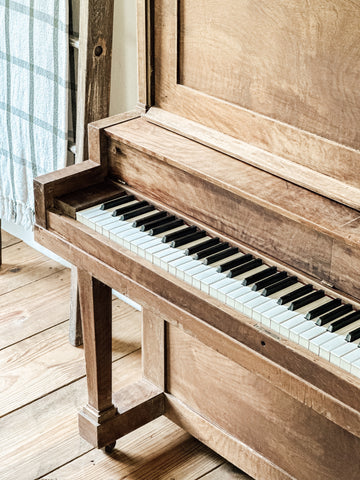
xmin=32 ymin=2 xmax=360 ymax=478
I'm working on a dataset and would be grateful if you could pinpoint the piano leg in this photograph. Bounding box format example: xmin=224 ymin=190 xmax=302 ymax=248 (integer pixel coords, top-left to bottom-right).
xmin=77 ymin=270 xmax=165 ymax=449
xmin=77 ymin=269 xmax=117 ymax=447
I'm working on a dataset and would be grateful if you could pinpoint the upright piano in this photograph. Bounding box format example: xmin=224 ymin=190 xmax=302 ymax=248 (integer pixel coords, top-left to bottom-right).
xmin=34 ymin=1 xmax=360 ymax=478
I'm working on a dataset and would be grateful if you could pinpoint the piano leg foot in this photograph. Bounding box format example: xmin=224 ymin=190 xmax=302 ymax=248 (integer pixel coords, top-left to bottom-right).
xmin=104 ymin=441 xmax=116 ymax=453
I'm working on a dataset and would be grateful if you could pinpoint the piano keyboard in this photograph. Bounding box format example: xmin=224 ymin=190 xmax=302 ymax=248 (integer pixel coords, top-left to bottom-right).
xmin=77 ymin=194 xmax=360 ymax=378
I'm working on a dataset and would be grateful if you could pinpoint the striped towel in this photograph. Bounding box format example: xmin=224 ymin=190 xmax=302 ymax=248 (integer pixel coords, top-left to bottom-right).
xmin=0 ymin=0 xmax=70 ymax=229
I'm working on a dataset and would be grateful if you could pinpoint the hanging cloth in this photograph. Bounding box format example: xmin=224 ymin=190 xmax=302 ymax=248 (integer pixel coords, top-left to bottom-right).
xmin=0 ymin=0 xmax=69 ymax=229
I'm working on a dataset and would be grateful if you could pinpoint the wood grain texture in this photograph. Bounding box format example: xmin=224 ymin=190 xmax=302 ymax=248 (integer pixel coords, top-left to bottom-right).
xmin=76 ymin=0 xmax=114 ymax=162
xmin=40 ymin=416 xmax=221 ymax=480
xmin=166 ymin=394 xmax=292 ymax=480
xmin=0 ymin=268 xmax=70 ymax=349
xmin=78 ymin=270 xmax=113 ymax=414
xmin=201 ymin=464 xmax=252 ymax=480
xmin=0 ymin=242 xmax=64 ymax=297
xmin=153 ymin=0 xmax=360 ymax=192
xmin=0 ymin=352 xmax=142 ymax=480
xmin=35 ymin=219 xmax=360 ymax=438
xmin=167 ymin=325 xmax=360 ymax=480
xmin=34 ymin=160 xmax=105 ymax=228
xmin=0 ymin=298 xmax=141 ymax=417
xmin=145 ymin=107 xmax=360 ymax=211
xmin=142 ymin=308 xmax=165 ymax=389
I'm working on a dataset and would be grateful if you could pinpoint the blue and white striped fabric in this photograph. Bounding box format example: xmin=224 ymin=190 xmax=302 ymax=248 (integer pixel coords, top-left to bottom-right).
xmin=0 ymin=0 xmax=69 ymax=229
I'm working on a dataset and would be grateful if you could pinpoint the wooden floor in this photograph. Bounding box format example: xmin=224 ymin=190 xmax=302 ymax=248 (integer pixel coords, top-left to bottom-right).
xmin=0 ymin=230 xmax=252 ymax=480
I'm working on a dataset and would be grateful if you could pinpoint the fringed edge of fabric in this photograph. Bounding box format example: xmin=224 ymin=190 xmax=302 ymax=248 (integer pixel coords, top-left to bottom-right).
xmin=0 ymin=197 xmax=34 ymax=231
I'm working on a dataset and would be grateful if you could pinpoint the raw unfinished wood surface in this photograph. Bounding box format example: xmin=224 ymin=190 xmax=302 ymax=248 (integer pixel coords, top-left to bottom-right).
xmin=0 ymin=230 xmax=249 ymax=479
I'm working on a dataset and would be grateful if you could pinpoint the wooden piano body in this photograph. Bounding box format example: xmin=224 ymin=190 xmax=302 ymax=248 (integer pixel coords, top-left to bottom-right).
xmin=34 ymin=1 xmax=360 ymax=479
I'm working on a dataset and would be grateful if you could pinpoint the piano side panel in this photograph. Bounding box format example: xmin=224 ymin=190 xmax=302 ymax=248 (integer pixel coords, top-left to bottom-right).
xmin=167 ymin=324 xmax=360 ymax=480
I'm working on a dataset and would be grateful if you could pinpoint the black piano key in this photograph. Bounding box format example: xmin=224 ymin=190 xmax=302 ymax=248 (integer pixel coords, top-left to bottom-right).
xmin=203 ymin=247 xmax=239 ymax=265
xmin=170 ymin=230 xmax=206 ymax=248
xmin=316 ymin=304 xmax=353 ymax=326
xmin=288 ymin=289 xmax=325 ymax=311
xmin=119 ymin=205 xmax=155 ymax=221
xmin=346 ymin=327 xmax=360 ymax=342
xmin=262 ymin=276 xmax=298 ymax=297
xmin=216 ymin=253 xmax=253 ymax=273
xmin=101 ymin=194 xmax=134 ymax=210
xmin=252 ymin=271 xmax=287 ymax=291
xmin=241 ymin=266 xmax=277 ymax=286
xmin=185 ymin=237 xmax=220 ymax=256
xmin=305 ymin=298 xmax=342 ymax=320
xmin=132 ymin=211 xmax=167 ymax=227
xmin=277 ymin=284 xmax=313 ymax=305
xmin=227 ymin=258 xmax=263 ymax=278
xmin=162 ymin=226 xmax=197 ymax=243
xmin=327 ymin=311 xmax=360 ymax=333
xmin=149 ymin=219 xmax=184 ymax=236
xmin=112 ymin=200 xmax=148 ymax=217
xmin=193 ymin=242 xmax=229 ymax=260
xmin=140 ymin=215 xmax=176 ymax=232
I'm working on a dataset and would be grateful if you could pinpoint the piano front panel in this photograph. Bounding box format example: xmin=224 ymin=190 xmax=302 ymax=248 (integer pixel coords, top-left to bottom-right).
xmin=153 ymin=0 xmax=360 ymax=202
xmin=167 ymin=324 xmax=360 ymax=480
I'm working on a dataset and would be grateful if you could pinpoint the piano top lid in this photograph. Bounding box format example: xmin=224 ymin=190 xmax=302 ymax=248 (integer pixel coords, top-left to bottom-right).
xmin=137 ymin=0 xmax=360 ymax=211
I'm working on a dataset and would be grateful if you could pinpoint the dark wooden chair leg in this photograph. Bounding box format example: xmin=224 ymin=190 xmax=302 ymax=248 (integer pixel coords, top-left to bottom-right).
xmin=77 ymin=269 xmax=117 ymax=447
xmin=69 ymin=266 xmax=83 ymax=346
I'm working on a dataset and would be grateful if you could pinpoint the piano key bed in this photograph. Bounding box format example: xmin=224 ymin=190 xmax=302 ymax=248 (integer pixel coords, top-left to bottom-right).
xmin=77 ymin=193 xmax=360 ymax=378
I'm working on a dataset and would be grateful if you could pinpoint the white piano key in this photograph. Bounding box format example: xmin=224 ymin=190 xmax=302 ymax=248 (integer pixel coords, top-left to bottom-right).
xmin=289 ymin=320 xmax=314 ymax=344
xmin=153 ymin=246 xmax=177 ymax=266
xmin=269 ymin=307 xmax=298 ymax=332
xmin=261 ymin=305 xmax=288 ymax=328
xmin=191 ymin=267 xmax=218 ymax=289
xmin=350 ymin=358 xmax=360 ymax=378
xmin=136 ymin=238 xmax=163 ymax=258
xmin=270 ymin=309 xmax=298 ymax=328
xmin=278 ymin=315 xmax=306 ymax=338
xmin=209 ymin=278 xmax=237 ymax=299
xmin=168 ymin=255 xmax=194 ymax=276
xmin=233 ymin=290 xmax=259 ymax=313
xmin=341 ymin=348 xmax=360 ymax=372
xmin=200 ymin=273 xmax=227 ymax=294
xmin=242 ymin=295 xmax=270 ymax=318
xmin=175 ymin=259 xmax=203 ymax=281
xmin=298 ymin=325 xmax=327 ymax=349
xmin=308 ymin=331 xmax=335 ymax=355
xmin=330 ymin=342 xmax=359 ymax=367
xmin=251 ymin=298 xmax=273 ymax=322
xmin=225 ymin=286 xmax=253 ymax=309
xmin=159 ymin=250 xmax=185 ymax=270
xmin=130 ymin=234 xmax=162 ymax=254
xmin=123 ymin=231 xmax=149 ymax=250
xmin=184 ymin=264 xmax=210 ymax=285
xmin=319 ymin=336 xmax=347 ymax=361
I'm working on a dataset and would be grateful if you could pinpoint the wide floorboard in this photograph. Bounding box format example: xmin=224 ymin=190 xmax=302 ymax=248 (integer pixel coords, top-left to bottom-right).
xmin=0 ymin=230 xmax=252 ymax=480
